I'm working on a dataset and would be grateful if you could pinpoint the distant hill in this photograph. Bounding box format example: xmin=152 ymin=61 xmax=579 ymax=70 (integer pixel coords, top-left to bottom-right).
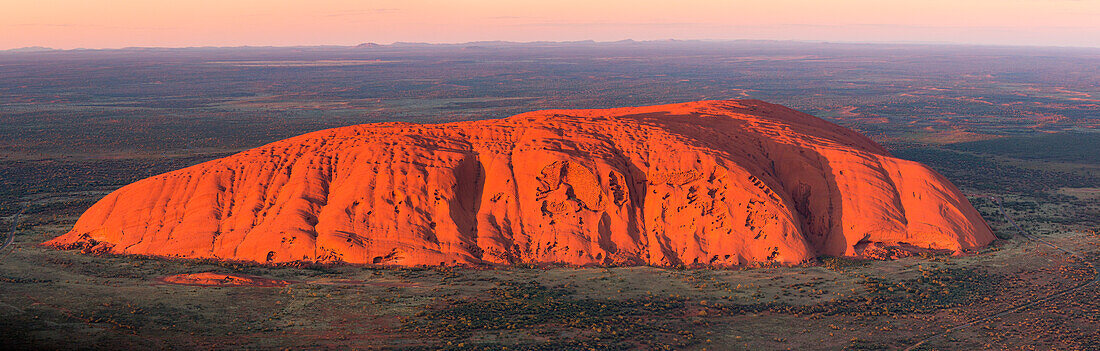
xmin=2 ymin=46 xmax=56 ymax=53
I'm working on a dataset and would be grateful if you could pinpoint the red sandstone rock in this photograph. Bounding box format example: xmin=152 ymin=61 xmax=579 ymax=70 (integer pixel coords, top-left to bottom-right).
xmin=158 ymin=272 xmax=292 ymax=287
xmin=45 ymin=100 xmax=994 ymax=266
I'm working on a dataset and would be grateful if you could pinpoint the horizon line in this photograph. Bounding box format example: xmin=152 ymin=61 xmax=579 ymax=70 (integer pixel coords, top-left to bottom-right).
xmin=4 ymin=38 xmax=1100 ymax=53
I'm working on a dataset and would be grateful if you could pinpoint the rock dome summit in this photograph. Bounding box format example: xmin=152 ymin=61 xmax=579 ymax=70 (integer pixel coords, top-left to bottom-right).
xmin=46 ymin=100 xmax=995 ymax=266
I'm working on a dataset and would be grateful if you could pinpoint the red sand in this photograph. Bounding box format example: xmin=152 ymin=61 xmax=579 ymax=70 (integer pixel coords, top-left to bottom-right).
xmin=45 ymin=100 xmax=994 ymax=266
xmin=158 ymin=272 xmax=292 ymax=287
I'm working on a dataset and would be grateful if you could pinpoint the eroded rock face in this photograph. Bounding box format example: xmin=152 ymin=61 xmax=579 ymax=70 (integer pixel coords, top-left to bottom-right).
xmin=45 ymin=100 xmax=994 ymax=266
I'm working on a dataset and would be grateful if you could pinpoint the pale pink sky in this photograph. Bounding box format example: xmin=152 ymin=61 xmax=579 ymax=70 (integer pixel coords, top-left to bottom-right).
xmin=3 ymin=0 xmax=1099 ymax=49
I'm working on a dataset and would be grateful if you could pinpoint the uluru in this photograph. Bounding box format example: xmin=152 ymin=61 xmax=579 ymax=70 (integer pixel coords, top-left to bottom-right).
xmin=46 ymin=100 xmax=994 ymax=267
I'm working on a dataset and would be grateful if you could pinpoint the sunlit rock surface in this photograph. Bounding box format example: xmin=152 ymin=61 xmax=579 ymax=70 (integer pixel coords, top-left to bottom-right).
xmin=46 ymin=100 xmax=994 ymax=266
xmin=158 ymin=273 xmax=292 ymax=287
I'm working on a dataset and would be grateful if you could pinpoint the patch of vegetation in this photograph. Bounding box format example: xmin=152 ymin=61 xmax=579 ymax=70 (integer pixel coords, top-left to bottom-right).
xmin=402 ymin=266 xmax=1000 ymax=349
xmin=681 ymin=266 xmax=1001 ymax=321
xmin=893 ymin=147 xmax=1098 ymax=197
xmin=844 ymin=337 xmax=894 ymax=350
xmin=799 ymin=266 xmax=1000 ymax=317
xmin=819 ymin=256 xmax=870 ymax=272
xmin=0 ymin=156 xmax=226 ymax=217
xmin=947 ymin=132 xmax=1100 ymax=164
xmin=403 ymin=281 xmax=699 ymax=350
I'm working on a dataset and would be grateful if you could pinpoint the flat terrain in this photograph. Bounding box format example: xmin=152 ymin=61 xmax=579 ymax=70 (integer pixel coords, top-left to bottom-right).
xmin=1 ymin=41 xmax=1098 ymax=349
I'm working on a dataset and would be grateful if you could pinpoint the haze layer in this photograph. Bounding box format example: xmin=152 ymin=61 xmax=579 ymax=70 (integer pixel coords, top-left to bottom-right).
xmin=46 ymin=100 xmax=994 ymax=266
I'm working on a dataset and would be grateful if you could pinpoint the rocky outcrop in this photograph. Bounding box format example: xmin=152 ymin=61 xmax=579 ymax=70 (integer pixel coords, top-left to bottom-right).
xmin=158 ymin=273 xmax=292 ymax=287
xmin=45 ymin=100 xmax=995 ymax=266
